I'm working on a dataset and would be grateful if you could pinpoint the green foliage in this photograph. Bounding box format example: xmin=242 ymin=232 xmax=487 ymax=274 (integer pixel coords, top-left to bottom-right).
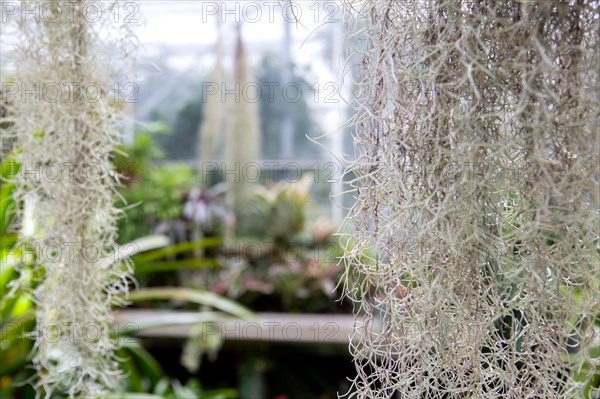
xmin=115 ymin=132 xmax=197 ymax=244
xmin=114 ymin=126 xmax=168 ymax=183
xmin=119 ymin=377 xmax=237 ymax=399
xmin=127 ymin=287 xmax=255 ymax=321
xmin=200 ymin=177 xmax=347 ymax=313
xmin=0 ymin=243 xmax=243 ymax=398
xmin=1 ymin=157 xmax=39 ymax=398
xmin=131 ymin=237 xmax=222 ymax=274
xmin=0 ymin=162 xmax=244 ymax=397
xmin=112 ymin=133 xmax=346 ymax=312
xmin=243 ymin=175 xmax=312 ymax=241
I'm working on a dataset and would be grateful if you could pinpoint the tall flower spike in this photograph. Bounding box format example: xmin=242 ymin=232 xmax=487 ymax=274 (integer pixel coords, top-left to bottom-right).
xmin=225 ymin=24 xmax=262 ymax=226
xmin=2 ymin=1 xmax=136 ymax=397
xmin=340 ymin=1 xmax=599 ymax=398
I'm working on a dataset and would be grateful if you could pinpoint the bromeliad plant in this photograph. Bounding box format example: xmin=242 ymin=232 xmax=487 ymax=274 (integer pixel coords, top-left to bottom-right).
xmin=204 ymin=176 xmax=346 ymax=313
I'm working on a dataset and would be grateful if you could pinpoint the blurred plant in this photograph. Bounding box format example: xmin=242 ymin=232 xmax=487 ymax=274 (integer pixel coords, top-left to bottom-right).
xmin=0 ymin=232 xmax=247 ymax=398
xmin=113 ymin=124 xmax=169 ymax=185
xmin=225 ymin=26 xmax=261 ymax=225
xmin=156 ymin=184 xmax=233 ymax=245
xmin=120 ymin=377 xmax=237 ymax=399
xmin=180 ymin=323 xmax=223 ymax=374
xmin=112 ymin=117 xmax=344 ymax=315
xmin=0 ymin=157 xmax=37 ymax=399
xmin=244 ymin=175 xmax=312 ymax=242
xmin=1 ymin=161 xmax=246 ymax=398
xmin=115 ymin=132 xmax=197 ymax=244
xmin=199 ymin=177 xmax=348 ymax=313
xmin=119 ymin=164 xmax=196 ymax=243
xmin=197 ymin=20 xmax=225 ymax=185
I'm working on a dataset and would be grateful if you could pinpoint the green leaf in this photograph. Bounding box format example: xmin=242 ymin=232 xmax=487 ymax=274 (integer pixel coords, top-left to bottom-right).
xmin=153 ymin=378 xmax=170 ymax=396
xmin=116 ymin=393 xmax=165 ymax=399
xmin=172 ymin=380 xmax=198 ymax=399
xmin=0 ymin=352 xmax=30 ymax=377
xmin=126 ymin=288 xmax=256 ymax=320
xmin=201 ymin=388 xmax=238 ymax=399
xmin=115 ymin=345 xmax=143 ymax=393
xmin=113 ymin=311 xmax=233 ymax=336
xmin=112 ymin=235 xmax=171 ymax=263
xmin=133 ymin=238 xmax=222 ymax=263
xmin=135 ymin=259 xmax=221 ymax=274
xmin=121 ymin=339 xmax=165 ymax=388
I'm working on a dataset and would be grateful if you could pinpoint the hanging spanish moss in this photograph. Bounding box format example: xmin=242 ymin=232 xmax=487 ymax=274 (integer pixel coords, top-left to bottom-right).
xmin=340 ymin=1 xmax=599 ymax=397
xmin=2 ymin=1 xmax=136 ymax=397
xmin=198 ymin=17 xmax=225 ymax=185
